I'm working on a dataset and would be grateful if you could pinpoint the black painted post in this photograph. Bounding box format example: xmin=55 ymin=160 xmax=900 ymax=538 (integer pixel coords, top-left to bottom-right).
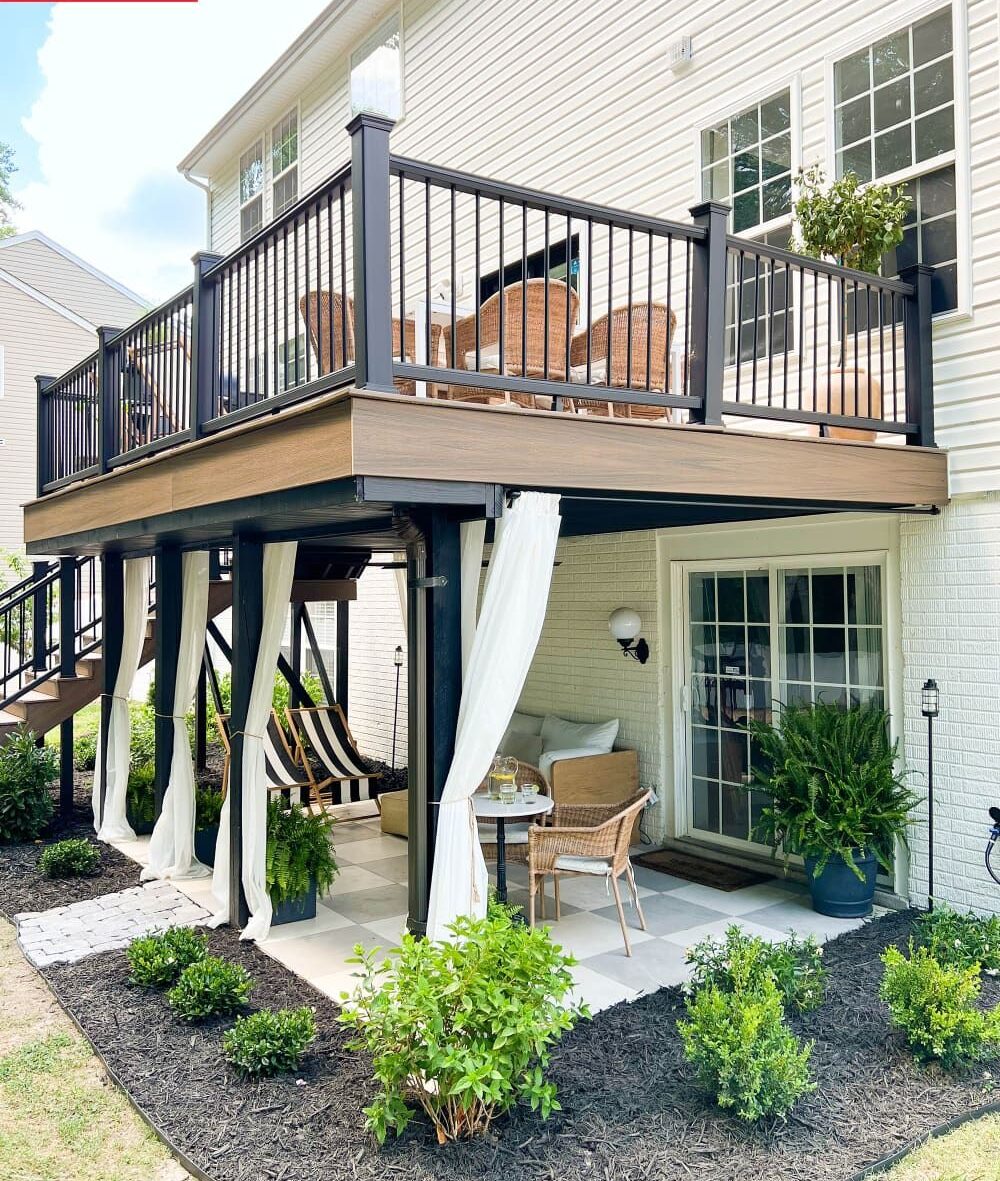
xmin=58 ymin=557 xmax=77 ymax=819
xmin=195 ymin=663 xmax=208 ymax=772
xmin=899 ymin=263 xmax=935 ymax=448
xmin=406 ymin=509 xmax=463 ymax=935
xmin=190 ymin=252 xmax=224 ymax=440
xmin=96 ymin=327 xmax=122 ymax=474
xmin=289 ymin=603 xmax=304 ymax=708
xmin=335 ymin=600 xmax=350 ymax=713
xmin=98 ymin=553 xmax=125 ymax=829
xmin=34 ymin=376 xmax=56 ymax=498
xmin=31 ymin=561 xmax=49 ymax=674
xmin=229 ymin=535 xmax=263 ymax=928
xmin=688 ymin=201 xmax=730 ymax=427
xmin=153 ymin=546 xmax=182 ymax=819
xmin=348 ymin=113 xmax=396 ymax=393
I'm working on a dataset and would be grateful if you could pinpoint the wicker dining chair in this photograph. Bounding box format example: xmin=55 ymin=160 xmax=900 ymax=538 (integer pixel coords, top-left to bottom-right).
xmin=477 ymin=760 xmax=550 ymax=866
xmin=298 ymin=291 xmax=442 ymax=396
xmin=527 ymin=790 xmax=651 ymax=955
xmin=569 ymin=302 xmax=676 ymax=419
xmin=443 ymin=279 xmax=580 ymax=409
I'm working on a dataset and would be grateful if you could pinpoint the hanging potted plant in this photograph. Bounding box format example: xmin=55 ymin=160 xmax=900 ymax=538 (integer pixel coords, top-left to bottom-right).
xmin=793 ymin=166 xmax=910 ymax=441
xmin=745 ymin=701 xmax=919 ymax=917
xmin=193 ymin=786 xmax=224 ymax=867
xmin=266 ymin=797 xmax=338 ymax=925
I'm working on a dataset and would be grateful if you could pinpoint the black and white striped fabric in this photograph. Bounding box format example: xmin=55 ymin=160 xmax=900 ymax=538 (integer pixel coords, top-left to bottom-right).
xmin=263 ymin=715 xmax=306 ymax=789
xmin=291 ymin=706 xmax=372 ymax=805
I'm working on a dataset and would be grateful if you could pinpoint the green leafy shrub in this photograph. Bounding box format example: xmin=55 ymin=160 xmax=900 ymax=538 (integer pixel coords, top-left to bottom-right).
xmin=222 ymin=1006 xmax=317 ymax=1077
xmin=167 ymin=955 xmax=252 ymax=1021
xmin=340 ymin=900 xmax=584 ymax=1143
xmin=881 ymin=942 xmax=1000 ymax=1068
xmin=0 ymin=727 xmax=56 ymax=842
xmin=127 ymin=927 xmax=208 ymax=989
xmin=794 ymin=165 xmax=910 ymax=274
xmin=913 ymin=905 xmax=1000 ymax=975
xmin=685 ymin=924 xmax=827 ymax=1013
xmin=38 ymin=838 xmax=100 ymax=878
xmin=195 ymin=786 xmax=224 ymax=832
xmin=746 ymin=701 xmax=918 ymax=880
xmin=266 ymin=798 xmax=337 ymax=906
xmin=73 ymin=730 xmax=98 ymax=772
xmin=126 ymin=762 xmax=156 ymax=827
xmin=129 ymin=702 xmax=157 ymax=770
xmin=679 ymin=967 xmax=815 ymax=1122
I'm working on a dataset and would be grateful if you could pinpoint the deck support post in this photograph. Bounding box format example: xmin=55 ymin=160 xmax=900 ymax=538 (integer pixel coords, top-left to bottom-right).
xmin=195 ymin=663 xmax=208 ymax=772
xmin=153 ymin=545 xmax=182 ymax=819
xmin=289 ymin=603 xmax=304 ymax=707
xmin=688 ymin=201 xmax=729 ymax=427
xmin=96 ymin=326 xmax=122 ymax=474
xmin=899 ymin=263 xmax=935 ymax=447
xmin=58 ymin=557 xmax=77 ymax=819
xmin=228 ymin=535 xmax=263 ymax=929
xmin=405 ymin=509 xmax=463 ymax=935
xmin=335 ymin=600 xmax=349 ymax=712
xmin=190 ymin=252 xmax=224 ymax=440
xmin=98 ymin=553 xmax=124 ymax=829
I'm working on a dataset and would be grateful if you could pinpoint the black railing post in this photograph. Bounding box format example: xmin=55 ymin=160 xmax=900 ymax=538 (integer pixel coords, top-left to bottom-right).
xmin=335 ymin=599 xmax=349 ymax=712
xmin=34 ymin=376 xmax=56 ymax=497
xmin=58 ymin=557 xmax=77 ymax=819
xmin=31 ymin=561 xmax=49 ymax=674
xmin=688 ymin=201 xmax=730 ymax=426
xmin=96 ymin=326 xmax=122 ymax=473
xmin=190 ymin=252 xmax=224 ymax=438
xmin=347 ymin=113 xmax=396 ymax=393
xmin=899 ymin=263 xmax=935 ymax=448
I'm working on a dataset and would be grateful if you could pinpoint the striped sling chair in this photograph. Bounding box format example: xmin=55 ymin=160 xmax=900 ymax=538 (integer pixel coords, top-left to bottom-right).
xmin=285 ymin=704 xmax=378 ymax=807
xmin=215 ymin=713 xmax=313 ymax=805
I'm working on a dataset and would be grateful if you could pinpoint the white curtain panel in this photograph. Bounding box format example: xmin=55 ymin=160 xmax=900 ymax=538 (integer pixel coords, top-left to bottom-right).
xmin=94 ymin=558 xmax=151 ymax=842
xmin=142 ymin=552 xmax=211 ymax=881
xmin=210 ymin=541 xmax=298 ymax=941
xmin=459 ymin=519 xmax=486 ymax=677
xmin=426 ymin=493 xmax=561 ymax=940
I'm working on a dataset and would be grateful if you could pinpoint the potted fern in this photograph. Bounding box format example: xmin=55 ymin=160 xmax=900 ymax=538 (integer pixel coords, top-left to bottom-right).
xmin=745 ymin=701 xmax=919 ymax=917
xmin=266 ymin=797 xmax=338 ymax=925
xmin=193 ymin=786 xmax=224 ymax=867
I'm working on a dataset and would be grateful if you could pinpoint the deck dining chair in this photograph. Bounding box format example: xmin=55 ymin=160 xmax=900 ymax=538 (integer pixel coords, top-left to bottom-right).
xmin=444 ymin=279 xmax=580 ymax=409
xmin=298 ymin=291 xmax=441 ymax=396
xmin=526 ymin=790 xmax=651 ymax=955
xmin=477 ymin=760 xmax=550 ymax=866
xmin=569 ymin=303 xmax=676 ymax=419
xmin=285 ymin=703 xmax=378 ymax=808
xmin=215 ymin=712 xmax=312 ymax=804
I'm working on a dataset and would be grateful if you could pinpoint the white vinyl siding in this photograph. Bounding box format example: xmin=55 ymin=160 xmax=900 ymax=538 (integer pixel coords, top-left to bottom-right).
xmin=0 ymin=238 xmax=143 ymax=327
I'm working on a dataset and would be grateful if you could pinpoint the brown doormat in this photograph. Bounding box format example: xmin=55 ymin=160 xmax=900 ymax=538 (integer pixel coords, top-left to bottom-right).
xmin=633 ymin=848 xmax=772 ymax=891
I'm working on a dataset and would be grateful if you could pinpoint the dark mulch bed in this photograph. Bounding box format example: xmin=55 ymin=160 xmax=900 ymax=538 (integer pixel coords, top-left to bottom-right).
xmin=39 ymin=910 xmax=1000 ymax=1181
xmin=0 ymin=773 xmax=141 ymax=919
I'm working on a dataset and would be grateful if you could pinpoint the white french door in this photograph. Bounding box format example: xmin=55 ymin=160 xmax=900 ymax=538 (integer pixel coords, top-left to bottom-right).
xmin=680 ymin=556 xmax=887 ymax=852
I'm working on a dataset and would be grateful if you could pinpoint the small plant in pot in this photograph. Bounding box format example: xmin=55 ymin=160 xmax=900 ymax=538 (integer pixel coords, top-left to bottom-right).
xmin=125 ymin=762 xmax=156 ymax=836
xmin=265 ymin=797 xmax=337 ymax=925
xmin=745 ymin=701 xmax=918 ymax=918
xmin=194 ymin=786 xmax=224 ymax=867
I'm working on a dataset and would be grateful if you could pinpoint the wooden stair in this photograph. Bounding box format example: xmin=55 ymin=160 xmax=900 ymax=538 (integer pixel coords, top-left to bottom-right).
xmin=0 ymin=580 xmax=233 ymax=743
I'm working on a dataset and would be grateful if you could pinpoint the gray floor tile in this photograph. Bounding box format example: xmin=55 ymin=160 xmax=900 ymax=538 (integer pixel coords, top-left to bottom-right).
xmin=593 ymin=892 xmax=725 ymax=936
xmin=581 ymin=936 xmax=691 ymax=992
xmin=330 ymin=883 xmax=410 ymax=925
xmin=628 ymin=865 xmax=693 ymax=893
xmin=373 ymin=854 xmax=409 ymax=884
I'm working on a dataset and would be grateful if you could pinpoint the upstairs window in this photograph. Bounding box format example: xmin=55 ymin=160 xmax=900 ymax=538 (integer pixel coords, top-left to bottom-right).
xmin=351 ymin=13 xmax=402 ymax=119
xmin=239 ymin=139 xmax=264 ymax=242
xmin=834 ymin=7 xmax=958 ymax=312
xmin=271 ymin=109 xmax=299 ymax=217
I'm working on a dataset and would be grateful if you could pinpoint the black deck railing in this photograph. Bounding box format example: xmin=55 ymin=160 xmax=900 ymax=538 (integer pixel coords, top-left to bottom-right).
xmin=35 ymin=114 xmax=935 ymax=497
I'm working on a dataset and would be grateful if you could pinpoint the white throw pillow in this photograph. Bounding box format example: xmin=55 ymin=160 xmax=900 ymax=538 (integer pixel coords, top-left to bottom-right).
xmin=539 ymin=745 xmax=611 ymax=779
xmin=500 ymin=732 xmax=545 ymax=767
xmin=541 ymin=713 xmax=619 ymax=754
xmin=508 ymin=711 xmax=543 ymax=736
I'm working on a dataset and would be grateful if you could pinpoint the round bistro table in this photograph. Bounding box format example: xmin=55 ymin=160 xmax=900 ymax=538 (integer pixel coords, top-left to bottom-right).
xmin=473 ymin=792 xmax=554 ymax=902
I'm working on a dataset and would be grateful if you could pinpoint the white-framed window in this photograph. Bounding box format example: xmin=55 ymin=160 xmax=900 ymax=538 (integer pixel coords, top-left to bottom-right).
xmin=833 ymin=6 xmax=958 ymax=313
xmin=350 ymin=12 xmax=402 ymax=120
xmin=271 ymin=108 xmax=299 ymax=217
xmin=239 ymin=138 xmax=265 ymax=243
xmin=276 ymin=334 xmax=306 ymax=393
xmin=701 ymin=88 xmax=795 ymax=365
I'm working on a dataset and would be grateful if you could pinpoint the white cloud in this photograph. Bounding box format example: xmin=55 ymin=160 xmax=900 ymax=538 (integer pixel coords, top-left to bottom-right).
xmin=15 ymin=0 xmax=330 ymax=304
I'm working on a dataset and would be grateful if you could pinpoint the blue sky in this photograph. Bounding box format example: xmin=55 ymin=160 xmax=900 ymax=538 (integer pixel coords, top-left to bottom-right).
xmin=0 ymin=4 xmax=52 ymax=190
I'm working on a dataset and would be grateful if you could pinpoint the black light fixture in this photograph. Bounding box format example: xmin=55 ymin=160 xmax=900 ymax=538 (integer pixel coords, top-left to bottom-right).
xmin=921 ymin=678 xmax=939 ymax=911
xmin=608 ymin=608 xmax=649 ymax=665
xmin=391 ymin=644 xmax=404 ymax=768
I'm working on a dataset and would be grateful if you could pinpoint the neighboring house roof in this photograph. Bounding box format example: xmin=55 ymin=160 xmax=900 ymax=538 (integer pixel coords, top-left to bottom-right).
xmin=0 ymin=266 xmax=97 ymax=334
xmin=0 ymin=230 xmax=148 ymax=308
xmin=178 ymin=0 xmax=381 ymax=179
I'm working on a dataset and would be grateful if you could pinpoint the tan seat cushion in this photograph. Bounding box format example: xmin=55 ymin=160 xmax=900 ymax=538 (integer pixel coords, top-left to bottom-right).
xmin=379 ymin=789 xmax=408 ymax=838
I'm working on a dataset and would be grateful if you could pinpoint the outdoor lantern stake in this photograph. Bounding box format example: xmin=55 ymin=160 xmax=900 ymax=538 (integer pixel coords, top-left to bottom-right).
xmin=921 ymin=678 xmax=939 ymax=911
xmin=391 ymin=644 xmax=404 ymax=768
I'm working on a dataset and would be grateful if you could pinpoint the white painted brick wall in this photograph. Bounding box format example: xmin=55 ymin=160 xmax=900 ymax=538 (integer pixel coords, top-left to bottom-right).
xmin=900 ymin=493 xmax=1000 ymax=915
xmin=346 ymin=563 xmax=408 ymax=766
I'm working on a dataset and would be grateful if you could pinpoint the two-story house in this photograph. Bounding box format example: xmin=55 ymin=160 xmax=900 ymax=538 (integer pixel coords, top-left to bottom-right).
xmin=14 ymin=0 xmax=987 ymax=933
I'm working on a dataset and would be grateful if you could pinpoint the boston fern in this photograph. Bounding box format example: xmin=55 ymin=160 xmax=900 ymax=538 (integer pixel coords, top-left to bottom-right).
xmin=746 ymin=702 xmax=918 ymax=880
xmin=265 ymin=798 xmax=337 ymax=906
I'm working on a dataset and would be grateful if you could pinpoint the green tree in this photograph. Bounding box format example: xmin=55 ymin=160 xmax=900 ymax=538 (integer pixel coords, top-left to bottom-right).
xmin=0 ymin=143 xmax=20 ymax=239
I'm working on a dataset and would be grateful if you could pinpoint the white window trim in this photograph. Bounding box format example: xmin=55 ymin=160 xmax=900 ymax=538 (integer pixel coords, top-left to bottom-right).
xmin=656 ymin=514 xmax=906 ymax=887
xmin=349 ymin=7 xmax=405 ymax=125
xmin=269 ymin=103 xmax=301 ymax=219
xmin=822 ymin=0 xmax=971 ymax=321
xmin=236 ymin=101 xmax=303 ymax=243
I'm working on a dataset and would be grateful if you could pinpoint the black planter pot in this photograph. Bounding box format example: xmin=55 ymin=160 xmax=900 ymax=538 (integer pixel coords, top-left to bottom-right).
xmin=126 ymin=806 xmax=154 ymax=837
xmin=194 ymin=824 xmax=218 ymax=868
xmin=805 ymin=848 xmax=878 ymax=918
xmin=271 ymin=878 xmax=318 ymax=927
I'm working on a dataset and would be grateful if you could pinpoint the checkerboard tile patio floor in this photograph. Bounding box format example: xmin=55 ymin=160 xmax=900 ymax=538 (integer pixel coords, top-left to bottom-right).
xmin=116 ymin=809 xmax=876 ymax=1013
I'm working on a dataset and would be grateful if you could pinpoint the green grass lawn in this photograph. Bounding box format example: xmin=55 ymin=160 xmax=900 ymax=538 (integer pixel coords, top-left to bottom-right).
xmin=877 ymin=1112 xmax=1000 ymax=1181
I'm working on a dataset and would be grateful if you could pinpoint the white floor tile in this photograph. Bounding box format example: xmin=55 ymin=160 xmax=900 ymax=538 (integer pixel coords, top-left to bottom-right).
xmin=661 ymin=916 xmax=795 ymax=952
xmin=667 ymin=881 xmax=795 ymax=916
xmin=568 ymin=964 xmax=639 ymax=1013
xmin=363 ymin=914 xmax=409 ymax=944
xmin=547 ymin=875 xmax=654 ymax=913
xmin=542 ymin=909 xmax=652 ymax=959
xmin=337 ymin=834 xmax=409 ymax=865
xmin=261 ymin=906 xmax=354 ymax=944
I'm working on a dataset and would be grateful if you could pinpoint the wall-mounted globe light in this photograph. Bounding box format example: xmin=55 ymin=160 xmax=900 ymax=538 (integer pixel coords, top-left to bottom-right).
xmin=608 ymin=608 xmax=649 ymax=664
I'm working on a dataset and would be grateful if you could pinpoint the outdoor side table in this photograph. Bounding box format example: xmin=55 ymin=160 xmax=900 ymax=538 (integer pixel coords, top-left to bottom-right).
xmin=473 ymin=792 xmax=554 ymax=902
